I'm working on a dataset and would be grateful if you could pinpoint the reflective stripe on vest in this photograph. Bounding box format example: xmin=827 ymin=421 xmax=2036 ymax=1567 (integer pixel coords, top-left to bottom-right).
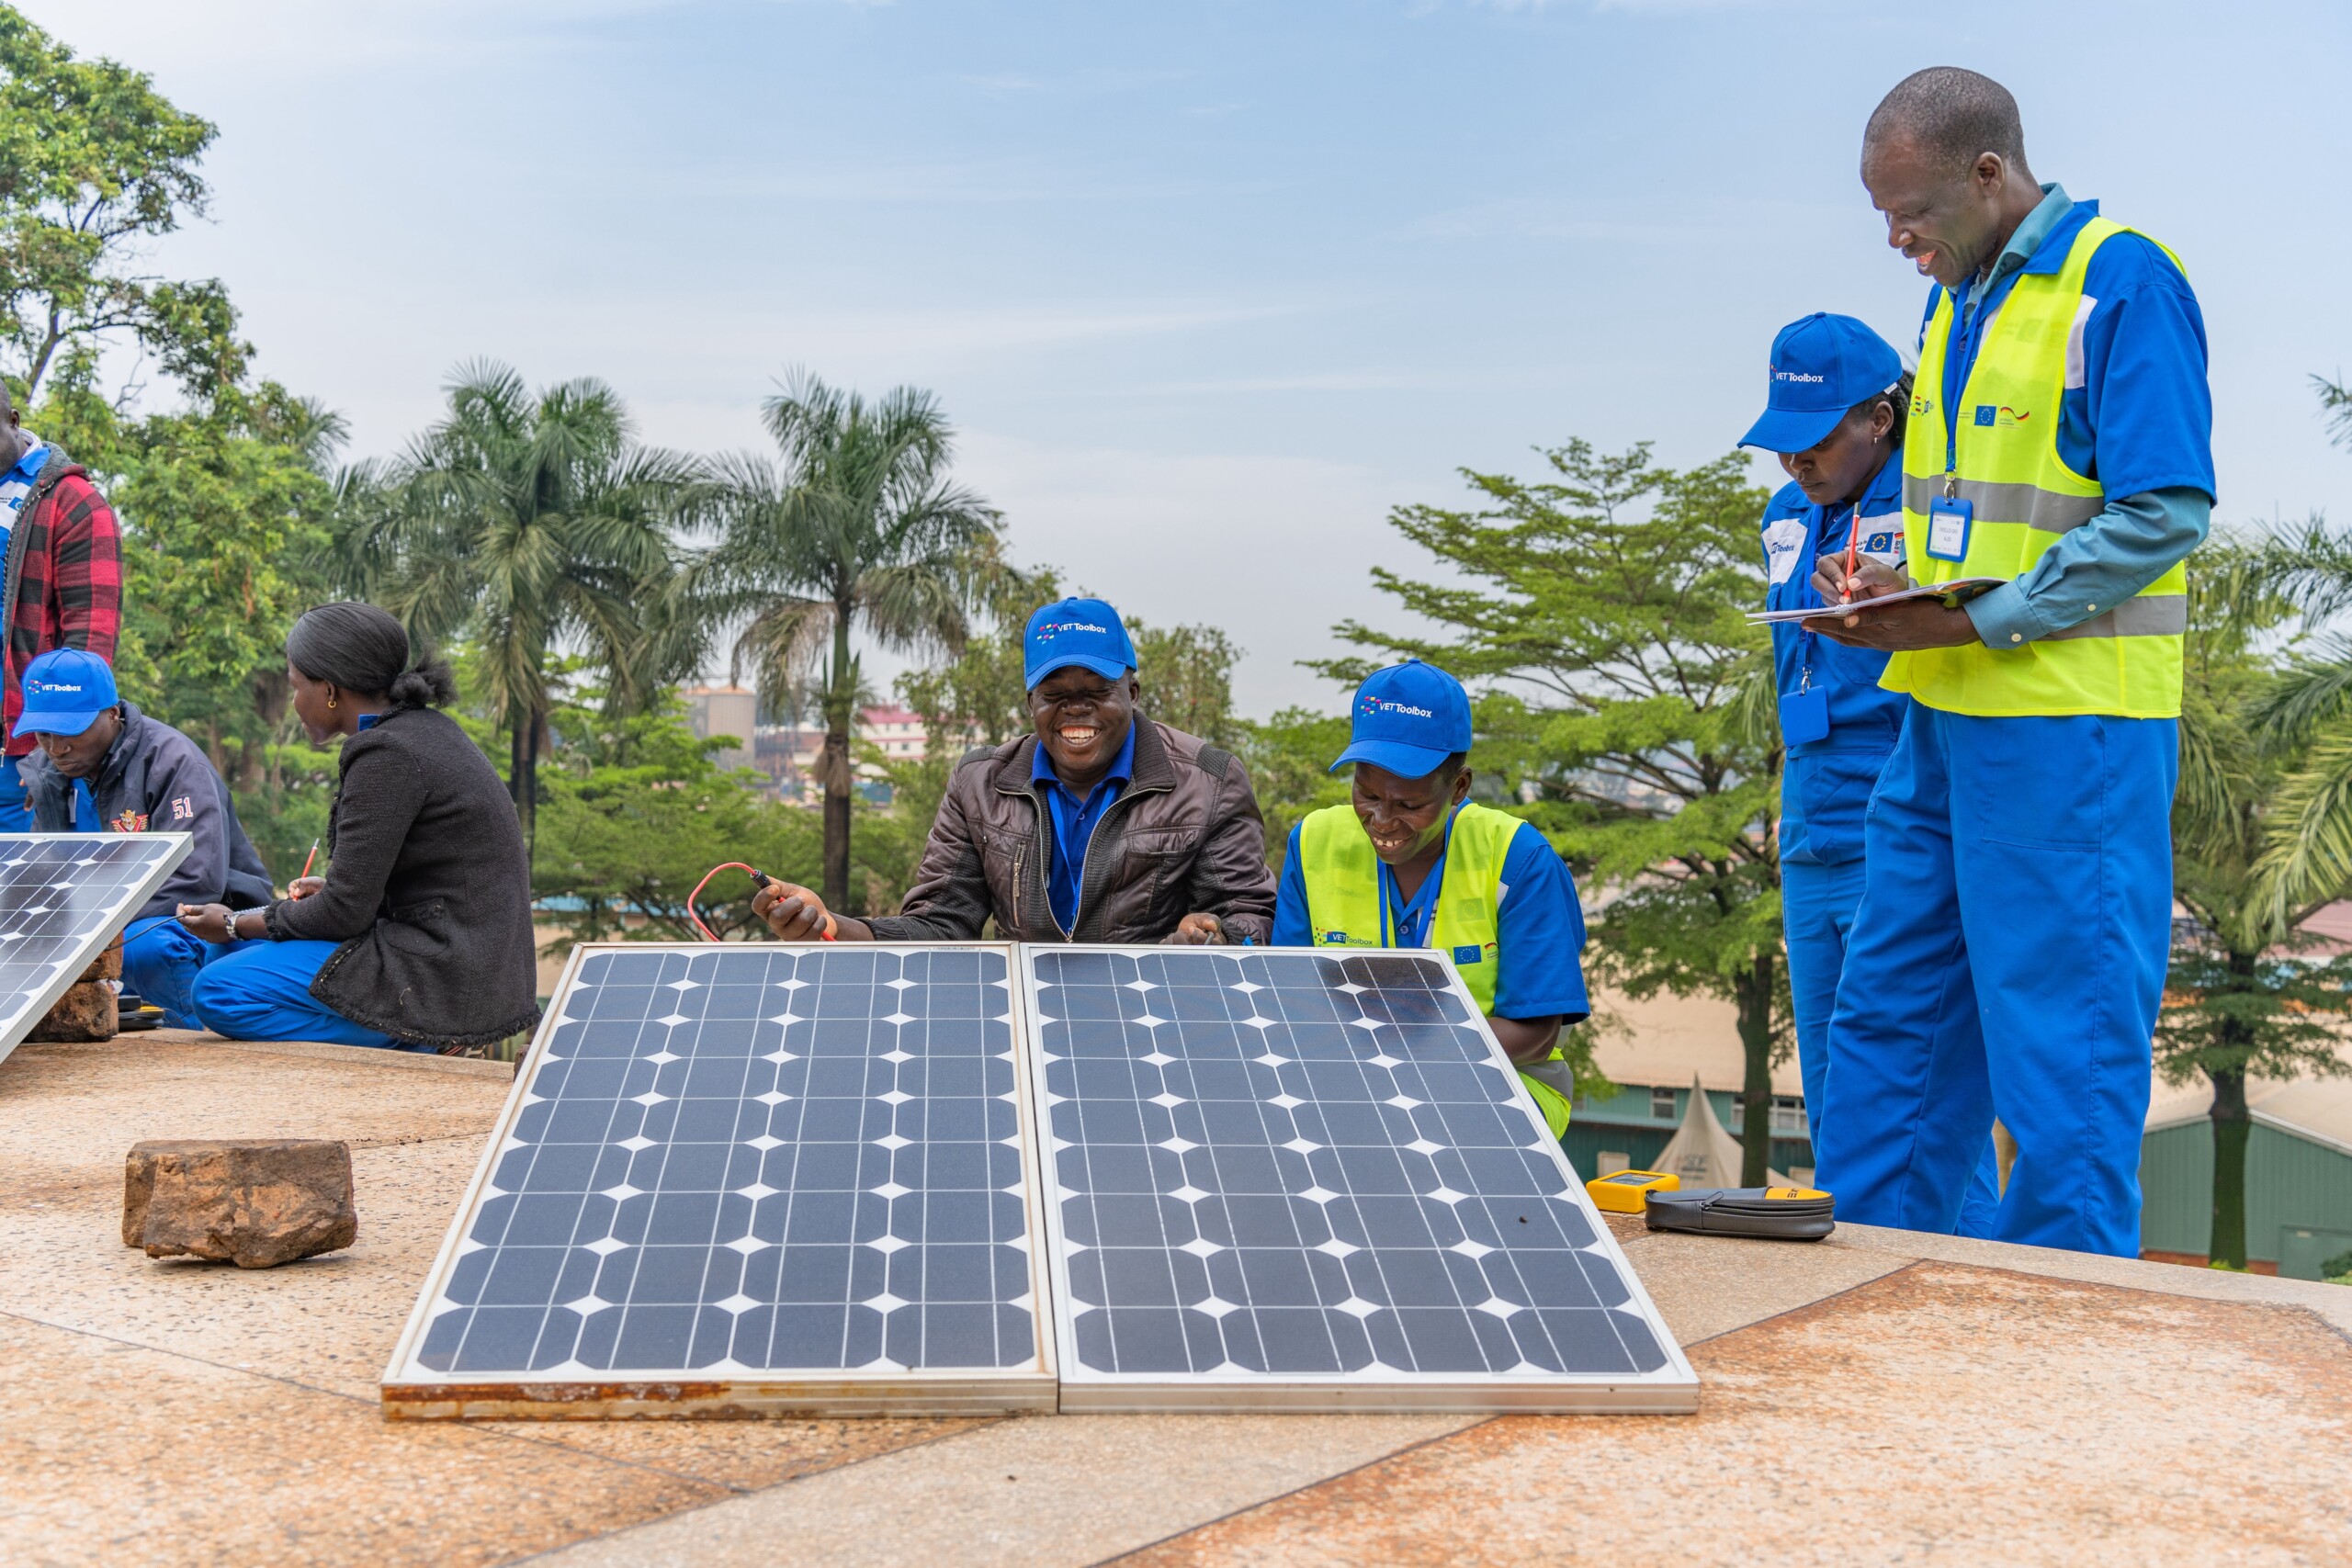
xmin=1885 ymin=215 xmax=2188 ymax=719
xmin=1295 ymin=801 xmax=1570 ymax=1138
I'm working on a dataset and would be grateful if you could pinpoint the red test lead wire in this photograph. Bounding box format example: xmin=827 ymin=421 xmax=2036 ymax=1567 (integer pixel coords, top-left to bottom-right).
xmin=686 ymin=863 xmax=836 ymax=943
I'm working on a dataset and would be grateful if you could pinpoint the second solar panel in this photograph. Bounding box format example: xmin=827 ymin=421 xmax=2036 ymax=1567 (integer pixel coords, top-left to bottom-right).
xmin=1024 ymin=946 xmax=1696 ymax=1413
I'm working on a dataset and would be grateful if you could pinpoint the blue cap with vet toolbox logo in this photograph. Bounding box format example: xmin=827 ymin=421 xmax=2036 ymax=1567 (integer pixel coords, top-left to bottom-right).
xmin=13 ymin=647 xmax=119 ymax=738
xmin=1023 ymin=596 xmax=1137 ymax=689
xmin=1329 ymin=660 xmax=1473 ymax=779
xmin=1738 ymin=312 xmax=1905 ymax=456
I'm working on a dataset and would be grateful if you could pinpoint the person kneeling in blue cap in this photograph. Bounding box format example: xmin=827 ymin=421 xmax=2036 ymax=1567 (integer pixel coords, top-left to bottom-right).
xmin=755 ymin=596 xmax=1278 ymax=944
xmin=13 ymin=648 xmax=275 ymax=1026
xmin=1271 ymin=661 xmax=1591 ymax=1139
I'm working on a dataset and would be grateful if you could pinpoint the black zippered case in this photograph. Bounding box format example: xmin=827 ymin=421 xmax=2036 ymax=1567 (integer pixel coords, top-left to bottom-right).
xmin=1644 ymin=1186 xmax=1836 ymax=1241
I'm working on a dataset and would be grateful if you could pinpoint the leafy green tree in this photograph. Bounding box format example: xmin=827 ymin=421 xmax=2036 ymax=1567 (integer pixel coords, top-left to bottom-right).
xmin=708 ymin=376 xmax=996 ymax=911
xmin=27 ymin=336 xmax=345 ymax=878
xmin=340 ymin=362 xmax=705 ymax=849
xmin=896 ymin=536 xmax=1059 ymax=755
xmin=0 ymin=8 xmax=239 ymax=400
xmin=1323 ymin=440 xmax=1785 ymax=1181
xmin=1130 ymin=621 xmax=1242 ymax=746
xmin=2159 ymin=534 xmax=2352 ymax=1269
xmin=1234 ymin=707 xmax=1353 ymax=874
xmin=532 ymin=696 xmax=823 ymax=945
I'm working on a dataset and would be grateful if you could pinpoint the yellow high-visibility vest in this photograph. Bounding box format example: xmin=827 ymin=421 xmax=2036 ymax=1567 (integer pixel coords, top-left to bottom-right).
xmin=1885 ymin=215 xmax=2188 ymax=718
xmin=1296 ymin=801 xmax=1572 ymax=1138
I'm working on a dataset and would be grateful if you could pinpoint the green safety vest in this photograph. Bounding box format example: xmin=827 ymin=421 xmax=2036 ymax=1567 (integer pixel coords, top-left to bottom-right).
xmin=1295 ymin=801 xmax=1572 ymax=1139
xmin=1886 ymin=215 xmax=2188 ymax=719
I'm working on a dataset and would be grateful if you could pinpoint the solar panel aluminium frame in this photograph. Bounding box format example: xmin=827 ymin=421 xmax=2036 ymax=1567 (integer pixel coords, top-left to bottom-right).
xmin=0 ymin=831 xmax=192 ymax=1066
xmin=379 ymin=941 xmax=1059 ymax=1420
xmin=1022 ymin=943 xmax=1699 ymax=1416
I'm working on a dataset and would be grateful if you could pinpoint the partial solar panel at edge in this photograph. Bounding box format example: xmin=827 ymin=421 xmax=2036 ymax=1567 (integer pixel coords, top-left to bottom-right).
xmin=1024 ymin=945 xmax=1697 ymax=1413
xmin=0 ymin=832 xmax=192 ymax=1065
xmin=381 ymin=942 xmax=1055 ymax=1417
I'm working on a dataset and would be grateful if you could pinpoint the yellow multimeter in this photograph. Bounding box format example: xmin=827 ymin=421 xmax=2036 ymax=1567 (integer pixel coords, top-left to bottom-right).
xmin=1585 ymin=1169 xmax=1679 ymax=1213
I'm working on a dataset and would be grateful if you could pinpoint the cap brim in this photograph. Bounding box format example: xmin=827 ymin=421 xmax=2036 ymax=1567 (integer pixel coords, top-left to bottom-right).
xmin=1737 ymin=405 xmax=1847 ymax=456
xmin=1026 ymin=654 xmax=1133 ymax=689
xmin=12 ymin=707 xmax=101 ymax=739
xmin=1329 ymin=739 xmax=1455 ymax=778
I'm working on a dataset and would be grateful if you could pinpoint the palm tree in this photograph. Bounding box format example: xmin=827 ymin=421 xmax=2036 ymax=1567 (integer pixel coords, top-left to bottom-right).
xmin=707 ymin=375 xmax=997 ymax=909
xmin=337 ymin=361 xmax=704 ymax=848
xmin=2158 ymin=532 xmax=2352 ymax=1269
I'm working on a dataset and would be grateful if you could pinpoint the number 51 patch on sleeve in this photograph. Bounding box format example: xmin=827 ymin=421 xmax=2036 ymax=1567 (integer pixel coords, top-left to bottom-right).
xmin=170 ymin=795 xmax=195 ymax=821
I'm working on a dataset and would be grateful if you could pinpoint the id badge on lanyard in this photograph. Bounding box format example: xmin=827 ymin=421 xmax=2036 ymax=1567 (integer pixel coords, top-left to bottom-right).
xmin=1926 ymin=489 xmax=1973 ymax=563
xmin=1778 ymin=626 xmax=1830 ymax=746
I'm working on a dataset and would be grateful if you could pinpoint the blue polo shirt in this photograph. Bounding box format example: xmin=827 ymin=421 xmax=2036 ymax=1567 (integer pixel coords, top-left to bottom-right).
xmin=1034 ymin=721 xmax=1136 ymax=934
xmin=1272 ymin=809 xmax=1591 ymax=1023
xmin=1761 ymin=449 xmax=1911 ymax=864
xmin=1923 ymin=185 xmax=2215 ymax=648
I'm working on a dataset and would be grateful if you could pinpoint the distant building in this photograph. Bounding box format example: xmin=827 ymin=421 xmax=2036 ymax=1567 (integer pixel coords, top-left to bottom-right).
xmin=748 ymin=705 xmax=931 ymax=803
xmin=862 ymin=705 xmax=926 ymax=764
xmin=2141 ymin=1071 xmax=2352 ymax=1279
xmin=1566 ymin=991 xmax=1815 ymax=1184
xmin=681 ymin=685 xmax=758 ymax=774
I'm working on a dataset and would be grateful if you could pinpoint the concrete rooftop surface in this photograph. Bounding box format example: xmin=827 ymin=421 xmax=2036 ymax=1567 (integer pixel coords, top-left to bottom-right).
xmin=5 ymin=1031 xmax=2349 ymax=1568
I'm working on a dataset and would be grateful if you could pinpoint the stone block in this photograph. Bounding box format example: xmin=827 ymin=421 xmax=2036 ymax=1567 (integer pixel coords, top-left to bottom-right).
xmin=122 ymin=1139 xmax=358 ymax=1268
xmin=79 ymin=935 xmax=123 ymax=983
xmin=29 ymin=980 xmax=116 ymax=1042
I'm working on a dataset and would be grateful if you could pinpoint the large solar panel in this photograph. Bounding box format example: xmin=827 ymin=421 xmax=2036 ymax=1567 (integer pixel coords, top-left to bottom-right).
xmin=1025 ymin=946 xmax=1696 ymax=1413
xmin=381 ymin=942 xmax=1055 ymax=1417
xmin=0 ymin=832 xmax=191 ymax=1066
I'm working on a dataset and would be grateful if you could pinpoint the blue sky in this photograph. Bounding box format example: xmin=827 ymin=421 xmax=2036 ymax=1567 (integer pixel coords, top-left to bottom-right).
xmin=28 ymin=0 xmax=2352 ymax=715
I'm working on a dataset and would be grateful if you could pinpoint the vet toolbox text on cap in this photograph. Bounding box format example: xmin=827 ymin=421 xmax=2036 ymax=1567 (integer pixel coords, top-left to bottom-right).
xmin=12 ymin=647 xmax=118 ymax=737
xmin=1738 ymin=312 xmax=1906 ymax=457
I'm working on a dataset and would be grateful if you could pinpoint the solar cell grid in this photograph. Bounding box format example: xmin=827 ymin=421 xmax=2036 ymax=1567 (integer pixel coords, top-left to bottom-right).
xmin=0 ymin=833 xmax=191 ymax=1064
xmin=1027 ymin=946 xmax=1694 ymax=1411
xmin=383 ymin=942 xmax=1056 ymax=1416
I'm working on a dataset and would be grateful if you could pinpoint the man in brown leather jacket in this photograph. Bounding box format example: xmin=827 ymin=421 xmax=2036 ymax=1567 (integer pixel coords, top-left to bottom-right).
xmin=754 ymin=597 xmax=1276 ymax=945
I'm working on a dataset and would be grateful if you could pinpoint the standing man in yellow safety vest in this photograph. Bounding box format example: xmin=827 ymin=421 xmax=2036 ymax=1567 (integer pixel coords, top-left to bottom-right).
xmin=1271 ymin=660 xmax=1592 ymax=1139
xmin=1806 ymin=69 xmax=2213 ymax=1257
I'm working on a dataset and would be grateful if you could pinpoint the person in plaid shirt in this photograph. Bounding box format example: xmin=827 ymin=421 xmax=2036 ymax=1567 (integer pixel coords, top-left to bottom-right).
xmin=0 ymin=382 xmax=122 ymax=830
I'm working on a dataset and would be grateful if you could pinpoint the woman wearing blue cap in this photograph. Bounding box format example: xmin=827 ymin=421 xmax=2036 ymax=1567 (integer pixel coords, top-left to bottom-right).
xmin=1270 ymin=660 xmax=1591 ymax=1139
xmin=1742 ymin=312 xmax=1994 ymax=1224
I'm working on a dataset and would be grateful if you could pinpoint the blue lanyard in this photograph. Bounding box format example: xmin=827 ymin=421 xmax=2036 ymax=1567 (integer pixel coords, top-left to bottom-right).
xmin=1377 ymin=810 xmax=1459 ymax=947
xmin=1793 ymin=495 xmax=1855 ymax=693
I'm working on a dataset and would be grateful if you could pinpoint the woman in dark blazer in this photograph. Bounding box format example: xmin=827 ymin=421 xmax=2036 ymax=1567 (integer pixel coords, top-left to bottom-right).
xmin=176 ymin=604 xmax=540 ymax=1051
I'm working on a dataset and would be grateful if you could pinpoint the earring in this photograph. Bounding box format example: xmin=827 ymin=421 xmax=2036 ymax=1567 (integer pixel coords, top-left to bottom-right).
xmin=327 ymin=693 xmax=337 ymax=709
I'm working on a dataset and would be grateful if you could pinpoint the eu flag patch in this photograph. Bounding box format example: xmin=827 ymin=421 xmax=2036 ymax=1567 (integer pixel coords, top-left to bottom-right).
xmin=1973 ymin=404 xmax=1996 ymax=425
xmin=1453 ymin=944 xmax=1483 ymax=964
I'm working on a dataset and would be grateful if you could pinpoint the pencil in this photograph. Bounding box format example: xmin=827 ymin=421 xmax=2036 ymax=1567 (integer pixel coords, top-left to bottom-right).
xmin=300 ymin=840 xmax=319 ymax=879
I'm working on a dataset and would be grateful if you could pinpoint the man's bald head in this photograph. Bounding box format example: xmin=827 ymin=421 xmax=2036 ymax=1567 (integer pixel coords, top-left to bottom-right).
xmin=1860 ymin=68 xmax=2045 ymax=288
xmin=1864 ymin=67 xmax=2030 ymax=184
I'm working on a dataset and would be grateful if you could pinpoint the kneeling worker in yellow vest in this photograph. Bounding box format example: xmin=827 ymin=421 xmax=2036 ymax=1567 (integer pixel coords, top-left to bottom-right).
xmin=1271 ymin=660 xmax=1591 ymax=1139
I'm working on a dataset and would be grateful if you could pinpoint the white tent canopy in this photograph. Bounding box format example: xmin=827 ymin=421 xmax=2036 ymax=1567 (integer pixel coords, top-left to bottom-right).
xmin=1654 ymin=1073 xmax=1790 ymax=1189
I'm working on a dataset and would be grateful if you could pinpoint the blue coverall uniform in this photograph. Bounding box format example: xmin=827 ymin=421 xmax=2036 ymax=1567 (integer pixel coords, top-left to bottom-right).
xmin=1763 ymin=452 xmax=1996 ymax=1232
xmin=1815 ymin=186 xmax=2213 ymax=1257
